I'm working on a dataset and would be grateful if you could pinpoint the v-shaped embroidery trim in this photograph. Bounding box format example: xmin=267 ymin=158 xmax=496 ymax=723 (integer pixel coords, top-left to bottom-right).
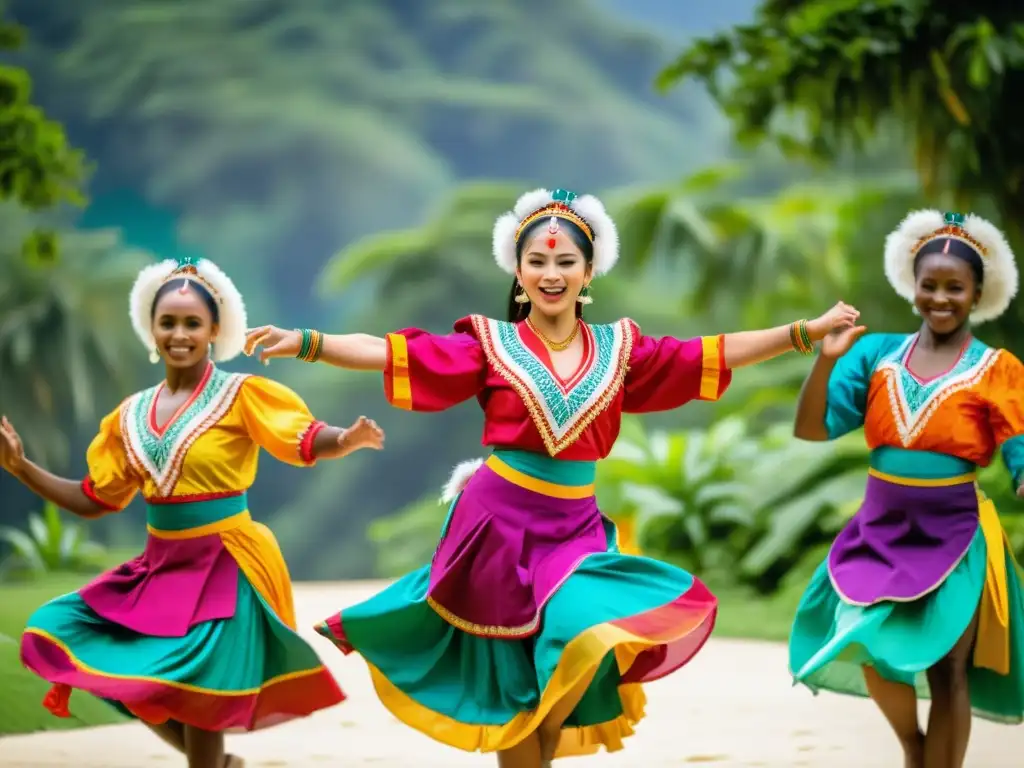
xmin=471 ymin=315 xmax=632 ymax=456
xmin=120 ymin=368 xmax=248 ymax=497
xmin=877 ymin=336 xmax=1000 ymax=447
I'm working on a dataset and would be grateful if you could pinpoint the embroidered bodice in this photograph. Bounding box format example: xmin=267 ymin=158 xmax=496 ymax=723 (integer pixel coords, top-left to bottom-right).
xmin=825 ymin=333 xmax=1024 ymax=483
xmin=382 ymin=314 xmax=732 ymax=461
xmin=81 ymin=365 xmax=324 ymax=510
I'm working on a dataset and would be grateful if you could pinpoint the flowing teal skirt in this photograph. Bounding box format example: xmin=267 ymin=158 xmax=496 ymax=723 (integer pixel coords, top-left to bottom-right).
xmin=21 ymin=504 xmax=344 ymax=731
xmin=789 ymin=528 xmax=1024 ymax=723
xmin=317 ymin=450 xmax=718 ymax=758
xmin=22 ymin=574 xmax=343 ymax=730
xmin=319 ymin=522 xmax=716 ymax=756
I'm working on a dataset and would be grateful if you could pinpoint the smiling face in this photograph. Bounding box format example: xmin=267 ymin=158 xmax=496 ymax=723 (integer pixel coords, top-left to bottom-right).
xmin=516 ymin=228 xmax=592 ymax=320
xmin=151 ymin=286 xmax=219 ymax=368
xmin=913 ymin=251 xmax=981 ymax=336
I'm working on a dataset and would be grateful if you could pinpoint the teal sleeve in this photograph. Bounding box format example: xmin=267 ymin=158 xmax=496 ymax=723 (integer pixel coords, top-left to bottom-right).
xmin=1001 ymin=436 xmax=1024 ymax=491
xmin=823 ymin=334 xmax=892 ymax=440
xmin=991 ymin=351 xmax=1024 ymax=491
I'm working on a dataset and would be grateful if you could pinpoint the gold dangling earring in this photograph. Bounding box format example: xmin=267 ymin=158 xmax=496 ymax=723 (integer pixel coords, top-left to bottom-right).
xmin=576 ymin=285 xmax=593 ymax=305
xmin=514 ymin=284 xmax=530 ymax=304
xmin=149 ymin=348 xmax=160 ymax=364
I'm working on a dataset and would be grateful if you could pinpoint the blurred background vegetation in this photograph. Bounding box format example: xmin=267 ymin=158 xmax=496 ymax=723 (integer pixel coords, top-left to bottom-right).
xmin=3 ymin=0 xmax=1024 ymax=599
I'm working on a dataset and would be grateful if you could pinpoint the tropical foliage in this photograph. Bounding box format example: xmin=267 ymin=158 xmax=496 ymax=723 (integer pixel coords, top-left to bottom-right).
xmin=659 ymin=2 xmax=1024 ymax=218
xmin=0 ymin=205 xmax=152 ymax=467
xmin=366 ymin=494 xmax=452 ymax=579
xmin=0 ymin=501 xmax=107 ymax=580
xmin=658 ymin=0 xmax=1024 ymax=353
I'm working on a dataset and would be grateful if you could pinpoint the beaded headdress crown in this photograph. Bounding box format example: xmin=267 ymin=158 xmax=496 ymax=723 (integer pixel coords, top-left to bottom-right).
xmin=493 ymin=187 xmax=619 ymax=277
xmin=513 ymin=189 xmax=595 ymax=244
xmin=911 ymin=212 xmax=989 ymax=258
xmin=163 ymin=255 xmax=224 ymax=303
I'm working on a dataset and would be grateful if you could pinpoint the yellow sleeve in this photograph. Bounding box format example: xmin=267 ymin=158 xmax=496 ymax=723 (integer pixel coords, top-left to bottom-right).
xmin=81 ymin=404 xmax=141 ymax=511
xmin=236 ymin=376 xmax=325 ymax=467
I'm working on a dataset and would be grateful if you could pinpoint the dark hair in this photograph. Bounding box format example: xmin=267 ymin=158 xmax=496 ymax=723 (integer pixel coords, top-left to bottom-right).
xmin=913 ymin=238 xmax=984 ymax=287
xmin=506 ymin=216 xmax=595 ymax=322
xmin=151 ymin=278 xmax=220 ymax=323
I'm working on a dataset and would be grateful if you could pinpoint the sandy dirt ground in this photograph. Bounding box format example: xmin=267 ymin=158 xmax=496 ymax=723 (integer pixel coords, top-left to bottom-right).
xmin=1 ymin=581 xmax=1020 ymax=767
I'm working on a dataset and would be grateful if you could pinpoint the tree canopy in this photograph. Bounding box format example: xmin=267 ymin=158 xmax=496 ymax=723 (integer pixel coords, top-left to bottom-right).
xmin=658 ymin=1 xmax=1024 ymax=227
xmin=0 ymin=16 xmax=87 ymax=261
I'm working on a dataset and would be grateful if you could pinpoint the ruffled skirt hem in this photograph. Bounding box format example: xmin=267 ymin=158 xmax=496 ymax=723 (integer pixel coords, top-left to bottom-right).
xmin=789 ymin=528 xmax=1024 ymax=724
xmin=316 ymin=548 xmax=716 ymax=757
xmin=21 ymin=573 xmax=345 ymax=731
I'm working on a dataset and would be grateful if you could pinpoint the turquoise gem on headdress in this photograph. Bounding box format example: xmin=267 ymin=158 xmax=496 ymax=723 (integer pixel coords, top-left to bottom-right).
xmin=944 ymin=212 xmax=965 ymax=227
xmin=551 ymin=188 xmax=577 ymax=205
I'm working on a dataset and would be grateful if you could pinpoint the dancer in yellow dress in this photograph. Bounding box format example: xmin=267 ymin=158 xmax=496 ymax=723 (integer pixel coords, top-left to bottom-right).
xmin=1 ymin=254 xmax=383 ymax=768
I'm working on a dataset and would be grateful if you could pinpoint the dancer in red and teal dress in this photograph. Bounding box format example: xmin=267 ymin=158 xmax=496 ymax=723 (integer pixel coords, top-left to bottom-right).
xmin=245 ymin=187 xmax=860 ymax=767
xmin=790 ymin=210 xmax=1024 ymax=768
xmin=0 ymin=255 xmax=384 ymax=768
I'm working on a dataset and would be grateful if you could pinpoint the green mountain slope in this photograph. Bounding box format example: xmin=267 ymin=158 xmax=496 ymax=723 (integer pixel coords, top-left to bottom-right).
xmin=12 ymin=0 xmax=726 ymax=319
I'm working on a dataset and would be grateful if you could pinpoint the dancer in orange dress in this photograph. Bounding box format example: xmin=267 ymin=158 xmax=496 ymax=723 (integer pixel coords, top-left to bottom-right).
xmin=790 ymin=210 xmax=1024 ymax=767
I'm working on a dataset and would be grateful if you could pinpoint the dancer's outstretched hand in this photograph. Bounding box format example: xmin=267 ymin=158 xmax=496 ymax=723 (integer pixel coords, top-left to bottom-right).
xmin=341 ymin=416 xmax=385 ymax=452
xmin=806 ymin=301 xmax=861 ymax=342
xmin=0 ymin=416 xmax=25 ymax=475
xmin=317 ymin=416 xmax=385 ymax=460
xmin=244 ymin=325 xmax=301 ymax=365
xmin=806 ymin=302 xmax=867 ymax=359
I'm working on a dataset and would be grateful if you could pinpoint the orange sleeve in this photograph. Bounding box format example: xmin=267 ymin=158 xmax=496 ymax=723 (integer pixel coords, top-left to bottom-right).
xmin=986 ymin=351 xmax=1024 ymax=487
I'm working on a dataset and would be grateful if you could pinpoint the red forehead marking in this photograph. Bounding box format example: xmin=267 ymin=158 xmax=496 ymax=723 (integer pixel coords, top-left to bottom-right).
xmin=547 ymin=238 xmax=557 ymax=249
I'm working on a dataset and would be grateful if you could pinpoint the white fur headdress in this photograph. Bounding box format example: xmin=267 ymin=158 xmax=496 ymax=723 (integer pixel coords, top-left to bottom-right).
xmin=884 ymin=210 xmax=1018 ymax=324
xmin=129 ymin=256 xmax=248 ymax=363
xmin=492 ymin=188 xmax=620 ymax=277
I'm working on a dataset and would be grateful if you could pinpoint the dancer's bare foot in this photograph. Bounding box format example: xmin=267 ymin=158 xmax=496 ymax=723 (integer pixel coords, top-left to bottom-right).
xmin=224 ymin=755 xmax=245 ymax=768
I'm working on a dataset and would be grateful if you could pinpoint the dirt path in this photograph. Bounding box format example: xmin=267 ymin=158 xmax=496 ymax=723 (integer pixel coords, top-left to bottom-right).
xmin=1 ymin=581 xmax=1019 ymax=766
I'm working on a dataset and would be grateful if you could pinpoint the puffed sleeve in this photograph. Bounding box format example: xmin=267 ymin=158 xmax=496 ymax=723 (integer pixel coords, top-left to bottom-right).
xmin=80 ymin=404 xmax=141 ymax=512
xmin=622 ymin=320 xmax=732 ymax=413
xmin=823 ymin=334 xmax=891 ymax=439
xmin=986 ymin=351 xmax=1024 ymax=489
xmin=383 ymin=320 xmax=487 ymax=412
xmin=236 ymin=376 xmax=325 ymax=467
